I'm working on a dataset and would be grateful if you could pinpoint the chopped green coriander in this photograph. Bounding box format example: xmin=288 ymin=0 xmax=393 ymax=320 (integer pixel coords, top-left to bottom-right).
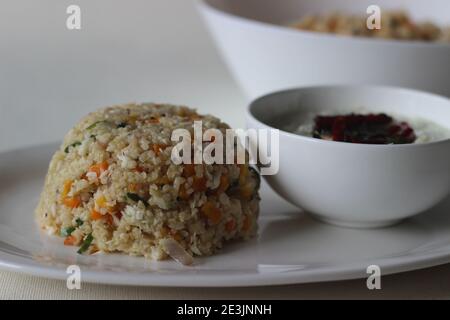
xmin=126 ymin=192 xmax=148 ymax=206
xmin=61 ymin=226 xmax=75 ymax=237
xmin=75 ymin=218 xmax=83 ymax=227
xmin=127 ymin=192 xmax=143 ymax=202
xmin=77 ymin=233 xmax=94 ymax=254
xmin=64 ymin=141 xmax=81 ymax=153
xmin=86 ymin=120 xmax=106 ymax=130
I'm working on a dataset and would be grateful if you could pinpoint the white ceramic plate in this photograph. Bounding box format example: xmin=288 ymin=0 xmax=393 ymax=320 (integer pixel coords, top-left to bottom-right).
xmin=1 ymin=143 xmax=450 ymax=287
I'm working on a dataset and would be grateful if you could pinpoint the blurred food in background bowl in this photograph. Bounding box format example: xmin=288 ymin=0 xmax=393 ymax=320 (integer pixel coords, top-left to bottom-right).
xmin=291 ymin=10 xmax=450 ymax=42
xmin=197 ymin=0 xmax=450 ymax=99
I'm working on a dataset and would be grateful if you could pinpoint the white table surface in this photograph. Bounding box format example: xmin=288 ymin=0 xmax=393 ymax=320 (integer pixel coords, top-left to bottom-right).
xmin=1 ymin=0 xmax=450 ymax=299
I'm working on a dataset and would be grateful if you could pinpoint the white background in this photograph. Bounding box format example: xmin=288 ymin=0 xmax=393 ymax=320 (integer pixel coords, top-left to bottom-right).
xmin=2 ymin=0 xmax=450 ymax=299
xmin=0 ymin=0 xmax=246 ymax=152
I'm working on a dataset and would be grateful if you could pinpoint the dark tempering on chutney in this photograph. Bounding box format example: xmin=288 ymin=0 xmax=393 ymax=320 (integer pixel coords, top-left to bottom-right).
xmin=313 ymin=113 xmax=416 ymax=144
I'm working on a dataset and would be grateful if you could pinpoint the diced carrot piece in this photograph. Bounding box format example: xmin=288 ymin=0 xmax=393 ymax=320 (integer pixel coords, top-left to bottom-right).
xmin=129 ymin=183 xmax=138 ymax=192
xmin=214 ymin=174 xmax=229 ymax=195
xmin=146 ymin=116 xmax=160 ymax=124
xmin=200 ymin=201 xmax=222 ymax=225
xmin=182 ymin=164 xmax=196 ymax=178
xmin=178 ymin=184 xmax=190 ymax=200
xmin=90 ymin=209 xmax=103 ymax=220
xmin=105 ymin=214 xmax=114 ymax=226
xmin=192 ymin=177 xmax=207 ymax=192
xmin=90 ymin=245 xmax=100 ymax=254
xmin=177 ymin=108 xmax=191 ymax=117
xmin=133 ymin=165 xmax=145 ymax=173
xmin=63 ymin=197 xmax=81 ymax=208
xmin=189 ymin=114 xmax=202 ymax=121
xmin=64 ymin=235 xmax=77 ymax=246
xmin=95 ymin=195 xmax=117 ymax=214
xmin=88 ymin=161 xmax=109 ymax=177
xmin=160 ymin=226 xmax=169 ymax=237
xmin=95 ymin=195 xmax=107 ymax=208
xmin=154 ymin=176 xmax=170 ymax=185
xmin=239 ymin=165 xmax=249 ymax=185
xmin=201 ymin=201 xmax=214 ymax=214
xmin=240 ymin=183 xmax=254 ymax=200
xmin=242 ymin=215 xmax=251 ymax=231
xmin=208 ymin=208 xmax=222 ymax=225
xmin=61 ymin=179 xmax=73 ymax=200
xmin=170 ymin=229 xmax=183 ymax=241
xmin=225 ymin=219 xmax=236 ymax=232
xmin=152 ymin=144 xmax=166 ymax=156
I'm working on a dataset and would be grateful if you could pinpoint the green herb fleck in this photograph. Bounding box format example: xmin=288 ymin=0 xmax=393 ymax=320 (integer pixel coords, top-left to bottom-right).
xmin=77 ymin=233 xmax=94 ymax=254
xmin=86 ymin=120 xmax=106 ymax=130
xmin=61 ymin=226 xmax=75 ymax=237
xmin=126 ymin=192 xmax=148 ymax=206
xmin=127 ymin=192 xmax=143 ymax=202
xmin=64 ymin=141 xmax=81 ymax=153
xmin=75 ymin=218 xmax=84 ymax=227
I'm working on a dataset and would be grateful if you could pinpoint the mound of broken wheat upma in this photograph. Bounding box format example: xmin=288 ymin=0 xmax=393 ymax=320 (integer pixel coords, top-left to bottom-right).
xmin=36 ymin=103 xmax=260 ymax=264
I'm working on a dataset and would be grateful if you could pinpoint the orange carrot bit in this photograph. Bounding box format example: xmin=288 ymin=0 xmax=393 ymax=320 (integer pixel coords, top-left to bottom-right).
xmin=239 ymin=165 xmax=249 ymax=185
xmin=133 ymin=165 xmax=145 ymax=173
xmin=170 ymin=229 xmax=183 ymax=242
xmin=200 ymin=201 xmax=214 ymax=218
xmin=104 ymin=214 xmax=114 ymax=226
xmin=152 ymin=144 xmax=167 ymax=156
xmin=208 ymin=207 xmax=222 ymax=225
xmin=160 ymin=226 xmax=169 ymax=237
xmin=192 ymin=176 xmax=207 ymax=192
xmin=189 ymin=114 xmax=202 ymax=121
xmin=201 ymin=201 xmax=222 ymax=225
xmin=90 ymin=209 xmax=103 ymax=221
xmin=63 ymin=196 xmax=81 ymax=208
xmin=225 ymin=219 xmax=236 ymax=233
xmin=242 ymin=215 xmax=251 ymax=231
xmin=88 ymin=161 xmax=109 ymax=177
xmin=240 ymin=183 xmax=254 ymax=200
xmin=182 ymin=164 xmax=196 ymax=178
xmin=95 ymin=195 xmax=117 ymax=212
xmin=95 ymin=195 xmax=108 ymax=208
xmin=90 ymin=245 xmax=100 ymax=254
xmin=61 ymin=179 xmax=73 ymax=200
xmin=178 ymin=184 xmax=190 ymax=200
xmin=214 ymin=174 xmax=229 ymax=195
xmin=177 ymin=108 xmax=190 ymax=117
xmin=128 ymin=183 xmax=137 ymax=192
xmin=64 ymin=235 xmax=77 ymax=246
xmin=146 ymin=116 xmax=160 ymax=124
xmin=154 ymin=176 xmax=170 ymax=185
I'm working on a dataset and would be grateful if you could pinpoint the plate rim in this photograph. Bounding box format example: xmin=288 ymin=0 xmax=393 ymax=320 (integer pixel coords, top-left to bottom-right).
xmin=1 ymin=247 xmax=450 ymax=287
xmin=1 ymin=142 xmax=450 ymax=287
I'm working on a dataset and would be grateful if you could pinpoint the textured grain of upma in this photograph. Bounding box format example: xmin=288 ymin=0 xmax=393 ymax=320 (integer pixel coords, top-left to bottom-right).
xmin=36 ymin=103 xmax=260 ymax=264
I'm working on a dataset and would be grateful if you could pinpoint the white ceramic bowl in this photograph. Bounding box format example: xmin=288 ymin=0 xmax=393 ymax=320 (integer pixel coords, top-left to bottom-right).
xmin=198 ymin=0 xmax=450 ymax=100
xmin=246 ymin=85 xmax=450 ymax=228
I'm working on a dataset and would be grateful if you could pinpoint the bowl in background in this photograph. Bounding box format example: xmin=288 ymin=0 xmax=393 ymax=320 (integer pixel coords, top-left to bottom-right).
xmin=246 ymin=85 xmax=450 ymax=228
xmin=198 ymin=0 xmax=450 ymax=100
